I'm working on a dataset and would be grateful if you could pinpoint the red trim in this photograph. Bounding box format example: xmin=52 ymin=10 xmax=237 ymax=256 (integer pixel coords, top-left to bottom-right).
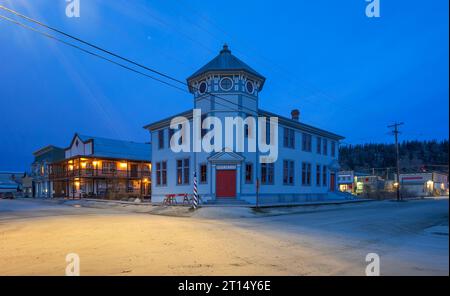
xmin=402 ymin=177 xmax=423 ymax=180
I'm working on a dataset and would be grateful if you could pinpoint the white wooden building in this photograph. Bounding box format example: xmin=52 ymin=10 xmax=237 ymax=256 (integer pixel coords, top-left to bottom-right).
xmin=144 ymin=45 xmax=344 ymax=205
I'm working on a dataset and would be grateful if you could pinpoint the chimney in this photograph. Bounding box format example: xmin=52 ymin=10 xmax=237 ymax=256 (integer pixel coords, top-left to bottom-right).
xmin=291 ymin=109 xmax=300 ymax=121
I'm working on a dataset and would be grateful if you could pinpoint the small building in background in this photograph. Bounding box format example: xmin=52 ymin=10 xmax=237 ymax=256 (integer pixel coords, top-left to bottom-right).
xmin=399 ymin=172 xmax=449 ymax=197
xmin=49 ymin=133 xmax=152 ymax=200
xmin=337 ymin=170 xmax=370 ymax=194
xmin=355 ymin=175 xmax=385 ymax=195
xmin=32 ymin=145 xmax=65 ymax=198
xmin=0 ymin=171 xmax=24 ymax=194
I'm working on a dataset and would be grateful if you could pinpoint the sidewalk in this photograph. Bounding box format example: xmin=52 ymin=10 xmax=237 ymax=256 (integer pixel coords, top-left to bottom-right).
xmin=253 ymin=198 xmax=373 ymax=208
xmin=15 ymin=196 xmax=373 ymax=208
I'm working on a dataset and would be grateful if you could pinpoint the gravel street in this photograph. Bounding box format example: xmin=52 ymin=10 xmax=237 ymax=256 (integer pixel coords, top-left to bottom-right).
xmin=0 ymin=198 xmax=448 ymax=275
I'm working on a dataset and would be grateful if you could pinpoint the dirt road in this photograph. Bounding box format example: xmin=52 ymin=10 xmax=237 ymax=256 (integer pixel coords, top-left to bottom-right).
xmin=0 ymin=198 xmax=448 ymax=275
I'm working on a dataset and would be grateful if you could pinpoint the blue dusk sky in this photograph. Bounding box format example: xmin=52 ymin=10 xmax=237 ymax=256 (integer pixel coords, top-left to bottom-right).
xmin=0 ymin=0 xmax=448 ymax=171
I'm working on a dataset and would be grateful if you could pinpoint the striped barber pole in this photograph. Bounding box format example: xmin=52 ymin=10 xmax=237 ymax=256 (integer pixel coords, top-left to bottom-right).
xmin=192 ymin=171 xmax=199 ymax=209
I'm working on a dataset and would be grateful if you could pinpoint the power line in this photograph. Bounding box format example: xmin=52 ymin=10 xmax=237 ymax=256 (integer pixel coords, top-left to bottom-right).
xmin=173 ymin=0 xmax=340 ymax=106
xmin=0 ymin=14 xmax=187 ymax=93
xmin=0 ymin=5 xmax=260 ymax=116
xmin=0 ymin=13 xmax=257 ymax=116
xmin=0 ymin=5 xmax=187 ymax=87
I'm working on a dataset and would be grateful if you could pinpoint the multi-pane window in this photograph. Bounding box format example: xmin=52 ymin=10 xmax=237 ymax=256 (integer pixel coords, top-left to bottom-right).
xmin=283 ymin=160 xmax=295 ymax=185
xmin=322 ymin=165 xmax=327 ymax=186
xmin=158 ymin=129 xmax=165 ymax=150
xmin=245 ymin=162 xmax=253 ymax=183
xmin=176 ymin=159 xmax=190 ymax=185
xmin=302 ymin=162 xmax=312 ymax=186
xmin=323 ymin=139 xmax=328 ymax=155
xmin=261 ymin=162 xmax=274 ymax=185
xmin=331 ymin=141 xmax=336 ymax=157
xmin=302 ymin=133 xmax=312 ymax=152
xmin=316 ymin=165 xmax=321 ymax=186
xmin=102 ymin=161 xmax=116 ymax=173
xmin=283 ymin=128 xmax=295 ymax=149
xmin=155 ymin=161 xmax=167 ymax=186
xmin=199 ymin=164 xmax=207 ymax=184
xmin=317 ymin=137 xmax=322 ymax=154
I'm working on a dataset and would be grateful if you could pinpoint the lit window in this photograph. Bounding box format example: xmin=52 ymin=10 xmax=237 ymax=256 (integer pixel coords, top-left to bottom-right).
xmin=176 ymin=159 xmax=190 ymax=185
xmin=155 ymin=161 xmax=167 ymax=186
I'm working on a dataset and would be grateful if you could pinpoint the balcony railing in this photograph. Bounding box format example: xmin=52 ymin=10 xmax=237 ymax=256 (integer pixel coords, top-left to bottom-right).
xmin=49 ymin=168 xmax=151 ymax=179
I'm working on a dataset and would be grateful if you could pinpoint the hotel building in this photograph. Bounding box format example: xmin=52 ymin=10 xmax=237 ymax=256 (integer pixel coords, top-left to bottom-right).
xmin=49 ymin=133 xmax=151 ymax=200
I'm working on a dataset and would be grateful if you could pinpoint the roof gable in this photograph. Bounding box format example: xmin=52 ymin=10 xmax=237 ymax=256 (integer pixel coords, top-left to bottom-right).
xmin=208 ymin=149 xmax=245 ymax=164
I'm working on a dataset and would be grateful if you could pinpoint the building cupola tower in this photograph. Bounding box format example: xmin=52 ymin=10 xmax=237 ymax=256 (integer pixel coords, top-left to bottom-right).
xmin=187 ymin=44 xmax=265 ymax=116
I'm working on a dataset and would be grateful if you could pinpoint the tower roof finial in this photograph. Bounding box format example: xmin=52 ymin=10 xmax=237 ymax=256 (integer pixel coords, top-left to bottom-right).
xmin=220 ymin=43 xmax=231 ymax=54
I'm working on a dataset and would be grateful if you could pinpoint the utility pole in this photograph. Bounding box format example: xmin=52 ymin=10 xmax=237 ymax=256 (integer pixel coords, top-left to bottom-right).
xmin=388 ymin=122 xmax=404 ymax=201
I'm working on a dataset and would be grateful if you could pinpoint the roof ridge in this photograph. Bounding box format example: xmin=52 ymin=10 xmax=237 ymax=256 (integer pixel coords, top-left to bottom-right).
xmin=78 ymin=134 xmax=148 ymax=145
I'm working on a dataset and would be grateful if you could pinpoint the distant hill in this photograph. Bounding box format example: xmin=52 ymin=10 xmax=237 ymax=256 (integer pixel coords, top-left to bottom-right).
xmin=339 ymin=140 xmax=449 ymax=173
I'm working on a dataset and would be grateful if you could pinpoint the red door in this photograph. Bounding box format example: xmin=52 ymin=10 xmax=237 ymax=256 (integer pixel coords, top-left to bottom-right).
xmin=330 ymin=173 xmax=336 ymax=192
xmin=216 ymin=170 xmax=236 ymax=198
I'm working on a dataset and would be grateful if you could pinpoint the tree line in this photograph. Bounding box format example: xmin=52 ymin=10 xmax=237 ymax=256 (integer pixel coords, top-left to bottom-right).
xmin=339 ymin=140 xmax=449 ymax=173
